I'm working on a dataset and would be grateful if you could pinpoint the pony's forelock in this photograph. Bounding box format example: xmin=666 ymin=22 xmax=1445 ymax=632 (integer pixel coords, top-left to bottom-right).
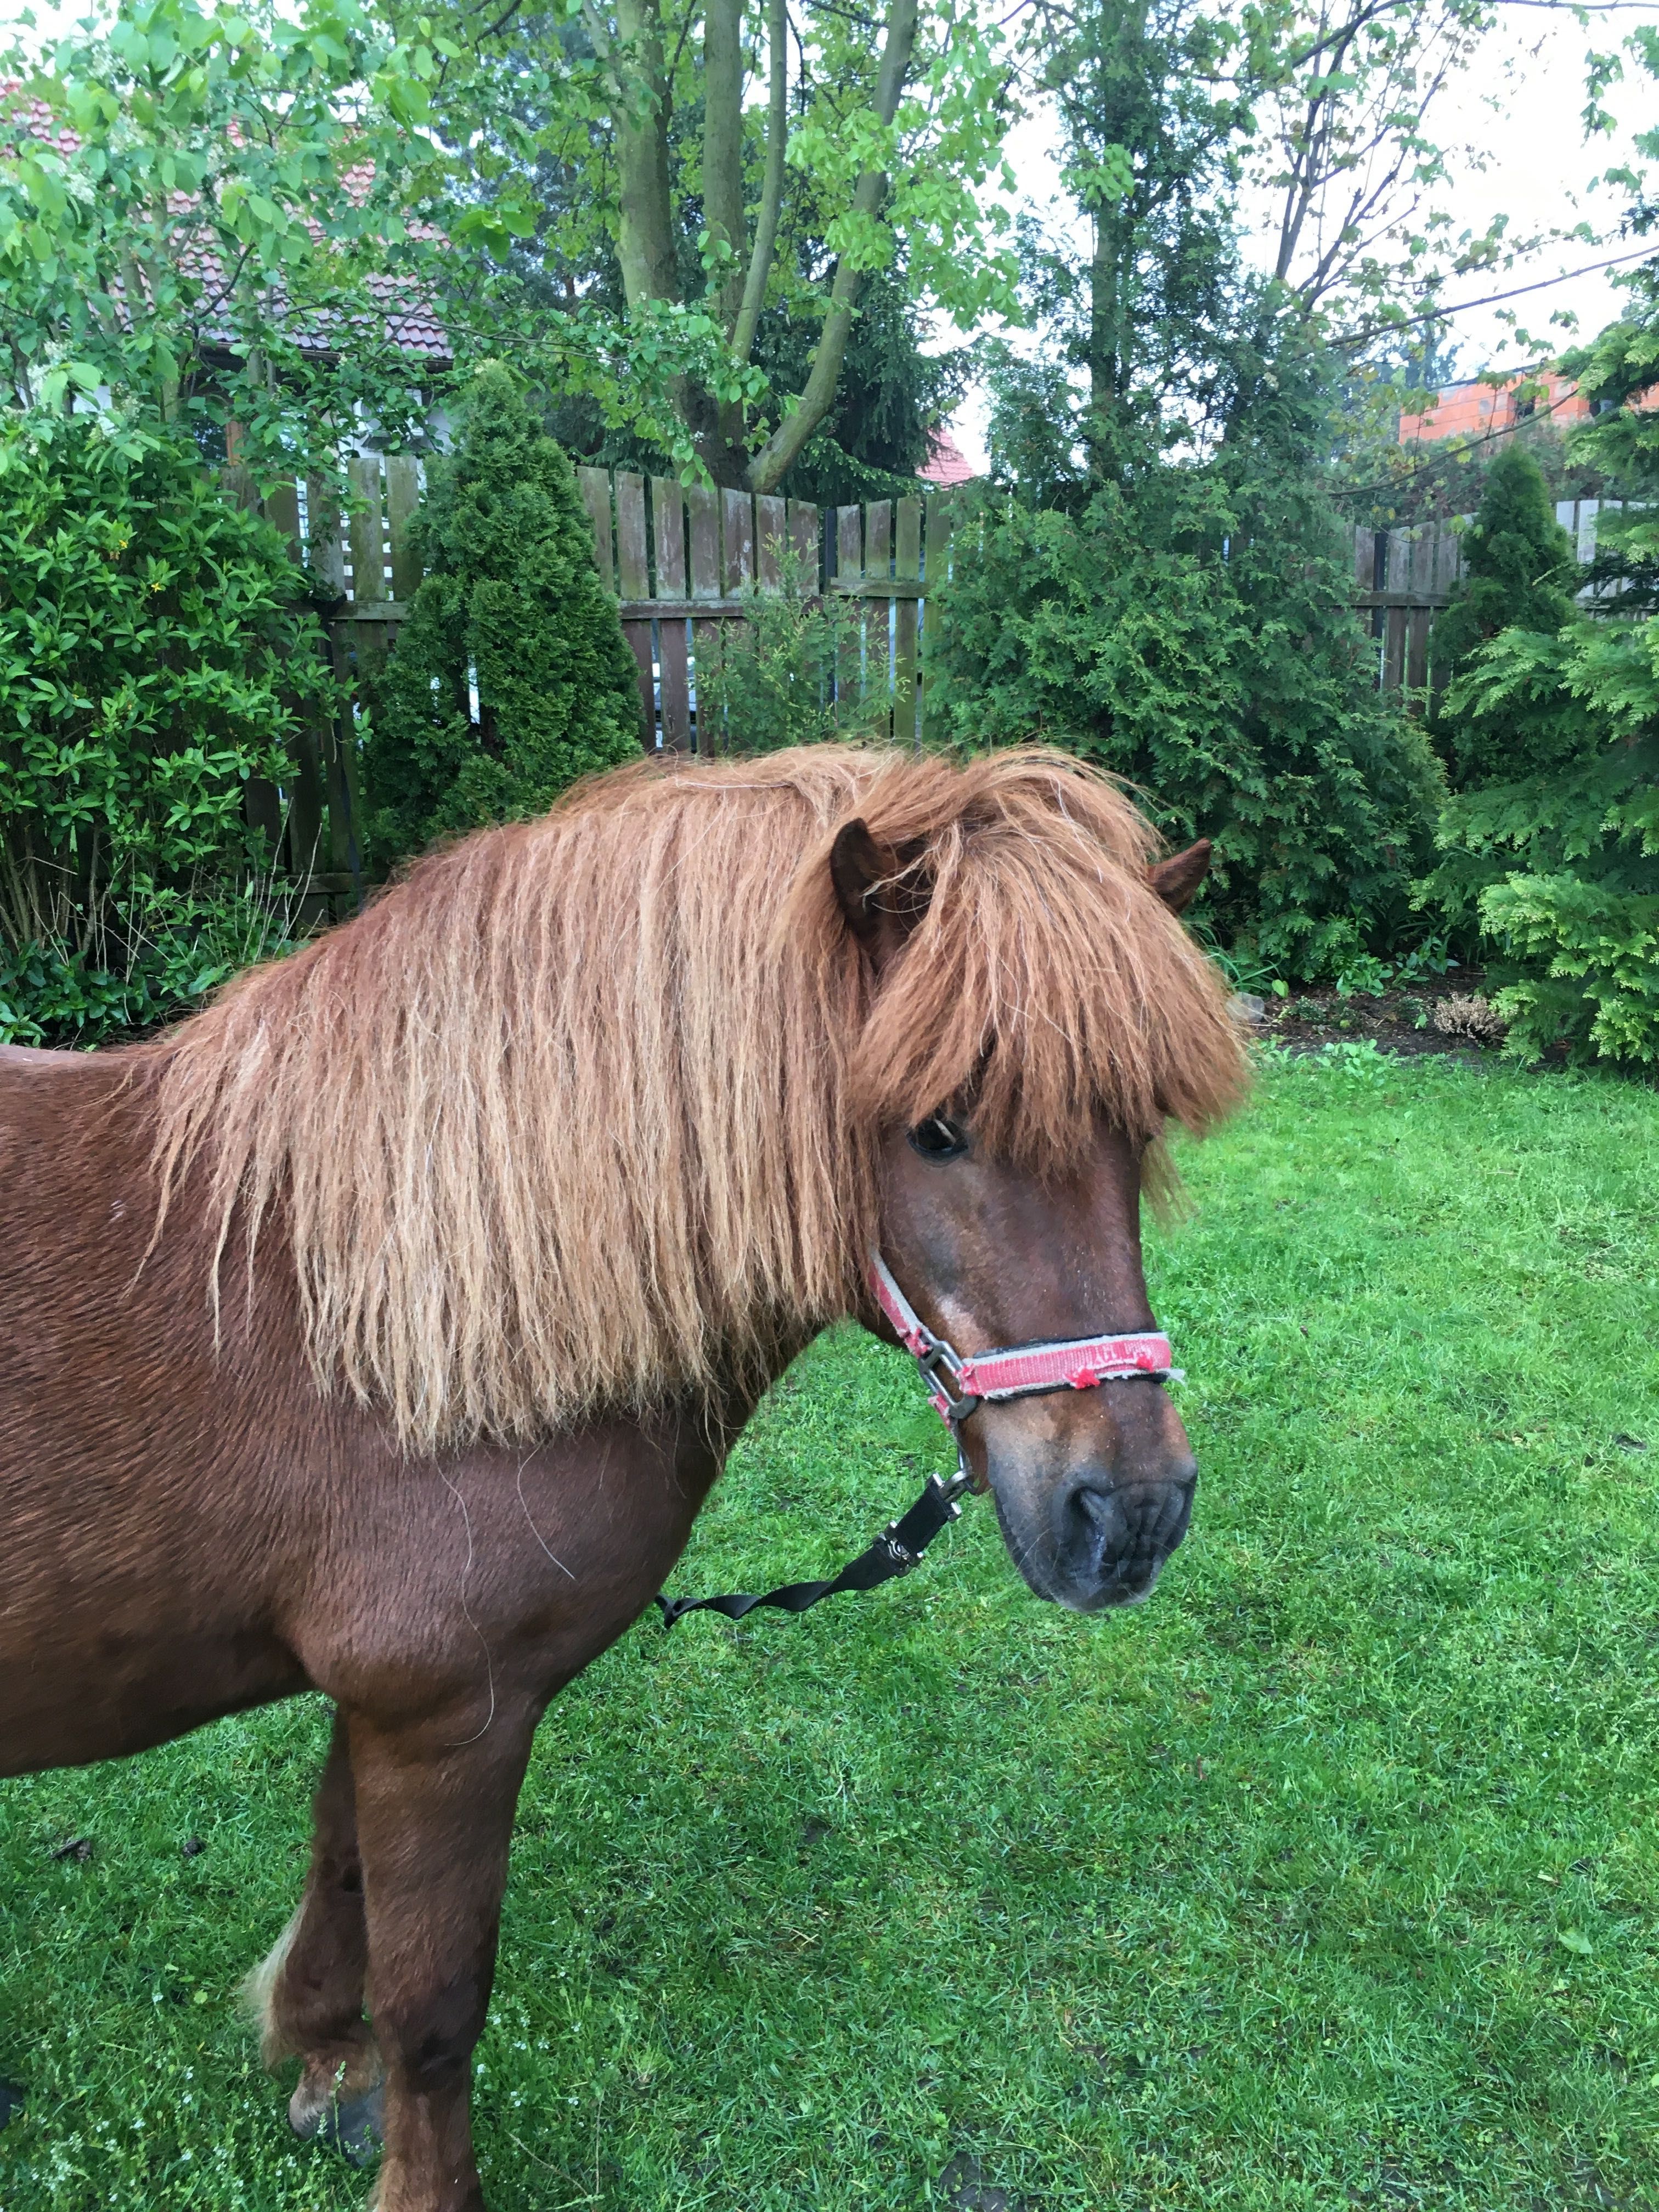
xmin=145 ymin=744 xmax=1246 ymax=1453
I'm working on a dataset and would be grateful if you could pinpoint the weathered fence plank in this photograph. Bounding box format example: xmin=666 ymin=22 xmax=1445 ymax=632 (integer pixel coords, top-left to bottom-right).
xmin=862 ymin=501 xmax=892 ymax=713
xmin=386 ymin=456 xmax=422 ymax=604
xmin=687 ymin=485 xmax=723 ymax=754
xmin=788 ymin=499 xmax=819 ymax=582
xmin=578 ymin=468 xmax=614 ymax=589
xmin=834 ymin=505 xmax=862 ymax=723
xmin=893 ymin=496 xmax=922 ymax=748
xmin=922 ymin=492 xmax=952 ymax=744
xmin=755 ymin=493 xmax=786 ymax=590
xmin=721 ymin=488 xmax=754 ymax=596
xmin=651 ymin=477 xmax=690 ymax=751
xmin=346 ymin=456 xmax=383 ymax=611
xmin=614 ymin=473 xmax=654 ymax=729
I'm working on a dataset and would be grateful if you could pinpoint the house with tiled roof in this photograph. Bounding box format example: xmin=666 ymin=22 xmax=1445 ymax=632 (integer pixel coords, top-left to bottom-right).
xmin=919 ymin=427 xmax=976 ymax=487
xmin=0 ymin=81 xmax=453 ymax=373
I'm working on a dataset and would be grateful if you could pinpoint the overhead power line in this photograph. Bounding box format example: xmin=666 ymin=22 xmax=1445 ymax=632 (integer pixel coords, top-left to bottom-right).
xmin=1335 ymin=242 xmax=1656 ymax=352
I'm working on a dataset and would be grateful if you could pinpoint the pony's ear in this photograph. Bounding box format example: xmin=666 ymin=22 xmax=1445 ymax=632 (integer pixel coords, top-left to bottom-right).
xmin=1148 ymin=838 xmax=1211 ymax=915
xmin=829 ymin=818 xmax=921 ymax=969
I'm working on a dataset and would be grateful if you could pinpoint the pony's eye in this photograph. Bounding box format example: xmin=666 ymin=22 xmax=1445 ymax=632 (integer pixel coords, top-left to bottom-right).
xmin=907 ymin=1113 xmax=969 ymax=1163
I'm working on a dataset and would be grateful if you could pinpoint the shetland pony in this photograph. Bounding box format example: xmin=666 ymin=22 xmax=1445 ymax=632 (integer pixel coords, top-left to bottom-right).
xmin=1 ymin=746 xmax=1244 ymax=2210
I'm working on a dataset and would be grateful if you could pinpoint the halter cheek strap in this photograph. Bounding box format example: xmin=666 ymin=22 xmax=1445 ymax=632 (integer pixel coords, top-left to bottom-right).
xmin=867 ymin=1251 xmax=1180 ymax=1429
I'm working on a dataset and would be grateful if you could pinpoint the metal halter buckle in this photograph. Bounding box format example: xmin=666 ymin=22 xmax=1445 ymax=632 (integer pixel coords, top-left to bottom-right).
xmin=915 ymin=1334 xmax=982 ymax=1428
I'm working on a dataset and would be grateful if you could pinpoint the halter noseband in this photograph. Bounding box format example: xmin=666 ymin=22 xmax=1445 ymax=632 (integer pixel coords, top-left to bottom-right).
xmin=868 ymin=1252 xmax=1179 ymax=1440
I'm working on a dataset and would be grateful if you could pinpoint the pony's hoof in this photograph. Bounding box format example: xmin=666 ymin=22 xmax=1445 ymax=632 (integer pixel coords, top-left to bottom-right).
xmin=289 ymin=2069 xmax=383 ymax=2166
xmin=316 ymin=2083 xmax=384 ymax=2168
xmin=0 ymin=2081 xmax=24 ymax=2131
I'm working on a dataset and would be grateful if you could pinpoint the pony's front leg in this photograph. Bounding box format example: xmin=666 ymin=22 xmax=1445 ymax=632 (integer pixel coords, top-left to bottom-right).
xmin=247 ymin=1709 xmax=383 ymax=2157
xmin=348 ymin=1703 xmax=538 ymax=2212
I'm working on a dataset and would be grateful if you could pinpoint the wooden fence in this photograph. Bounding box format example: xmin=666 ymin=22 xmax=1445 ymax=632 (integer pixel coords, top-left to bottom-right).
xmin=1348 ymin=503 xmax=1646 ymax=688
xmin=241 ymin=469 xmax=1647 ymax=905
xmin=571 ymin=470 xmax=953 ymax=749
xmin=1350 ymin=519 xmax=1465 ymax=692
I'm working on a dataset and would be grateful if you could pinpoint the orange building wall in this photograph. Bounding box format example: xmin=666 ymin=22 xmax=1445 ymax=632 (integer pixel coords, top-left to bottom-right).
xmin=1397 ymin=368 xmax=1590 ymax=447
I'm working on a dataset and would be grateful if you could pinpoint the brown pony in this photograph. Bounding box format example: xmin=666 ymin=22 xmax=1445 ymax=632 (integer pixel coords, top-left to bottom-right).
xmin=0 ymin=744 xmax=1244 ymax=2211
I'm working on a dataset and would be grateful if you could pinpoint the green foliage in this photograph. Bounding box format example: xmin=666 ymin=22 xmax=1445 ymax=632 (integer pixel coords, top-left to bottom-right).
xmin=1426 ymin=72 xmax=1659 ymax=1072
xmin=0 ymin=0 xmax=748 ymax=488
xmin=405 ymin=0 xmax=1019 ymax=492
xmin=0 ymin=410 xmax=331 ymax=1045
xmin=362 ymin=366 xmax=643 ymax=864
xmin=699 ymin=557 xmax=886 ymax=752
xmin=5 ymin=1058 xmax=1659 ymax=2210
xmin=1559 ymin=262 xmax=1659 ymax=616
xmin=747 ymin=272 xmax=969 ymax=507
xmin=1427 ymin=447 xmax=1579 ymax=785
xmin=1024 ymin=0 xmax=1247 ymax=479
xmin=1428 ymin=618 xmax=1659 ymax=1064
xmin=0 ymin=0 xmax=452 ymax=480
xmin=931 ymin=457 xmax=1444 ymax=980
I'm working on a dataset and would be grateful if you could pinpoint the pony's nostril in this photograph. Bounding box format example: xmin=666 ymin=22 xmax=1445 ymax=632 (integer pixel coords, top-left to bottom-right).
xmin=1071 ymin=1485 xmax=1129 ymax=1557
xmin=1069 ymin=1477 xmax=1194 ymax=1570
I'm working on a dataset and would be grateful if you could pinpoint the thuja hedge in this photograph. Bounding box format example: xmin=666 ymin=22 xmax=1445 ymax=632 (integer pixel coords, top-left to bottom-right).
xmin=929 ymin=464 xmax=1443 ymax=983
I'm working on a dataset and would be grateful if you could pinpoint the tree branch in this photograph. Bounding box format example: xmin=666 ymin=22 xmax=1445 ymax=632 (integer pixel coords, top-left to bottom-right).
xmin=732 ymin=0 xmax=788 ymax=365
xmin=744 ymin=0 xmax=919 ymax=491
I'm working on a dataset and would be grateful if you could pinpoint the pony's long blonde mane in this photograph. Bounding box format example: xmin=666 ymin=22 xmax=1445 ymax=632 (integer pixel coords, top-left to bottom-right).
xmin=144 ymin=746 xmax=1245 ymax=1454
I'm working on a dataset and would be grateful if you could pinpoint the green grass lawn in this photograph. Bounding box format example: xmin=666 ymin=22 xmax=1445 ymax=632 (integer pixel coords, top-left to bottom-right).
xmin=3 ymin=1047 xmax=1658 ymax=2211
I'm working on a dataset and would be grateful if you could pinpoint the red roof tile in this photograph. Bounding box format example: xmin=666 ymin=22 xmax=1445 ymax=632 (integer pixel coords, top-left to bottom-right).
xmin=0 ymin=81 xmax=452 ymax=366
xmin=920 ymin=427 xmax=976 ymax=487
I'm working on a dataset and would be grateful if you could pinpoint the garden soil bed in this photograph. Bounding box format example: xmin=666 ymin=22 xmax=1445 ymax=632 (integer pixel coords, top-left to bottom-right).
xmin=1250 ymin=963 xmax=1504 ymax=1059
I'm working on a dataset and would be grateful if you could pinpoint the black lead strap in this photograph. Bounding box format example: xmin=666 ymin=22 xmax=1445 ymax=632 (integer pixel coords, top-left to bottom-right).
xmin=654 ymin=1471 xmax=972 ymax=1629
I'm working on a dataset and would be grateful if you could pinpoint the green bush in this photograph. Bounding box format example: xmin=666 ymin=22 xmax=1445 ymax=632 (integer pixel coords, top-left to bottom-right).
xmin=1427 ymin=446 xmax=1579 ymax=788
xmin=699 ymin=554 xmax=887 ymax=753
xmin=0 ymin=409 xmax=332 ymax=1046
xmin=362 ymin=365 xmax=644 ymax=863
xmin=1426 ymin=258 xmax=1659 ymax=1066
xmin=929 ymin=465 xmax=1443 ymax=980
xmin=1427 ymin=618 xmax=1659 ymax=1064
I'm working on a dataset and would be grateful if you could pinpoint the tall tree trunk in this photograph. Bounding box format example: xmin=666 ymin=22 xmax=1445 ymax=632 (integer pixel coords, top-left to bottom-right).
xmin=742 ymin=0 xmax=918 ymax=494
xmin=702 ymin=0 xmax=746 ymax=332
xmin=1087 ymin=201 xmax=1125 ymax=475
xmin=588 ymin=0 xmax=679 ymax=311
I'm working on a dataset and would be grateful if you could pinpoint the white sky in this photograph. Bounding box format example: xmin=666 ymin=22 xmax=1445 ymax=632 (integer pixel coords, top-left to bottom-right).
xmin=948 ymin=4 xmax=1659 ymax=470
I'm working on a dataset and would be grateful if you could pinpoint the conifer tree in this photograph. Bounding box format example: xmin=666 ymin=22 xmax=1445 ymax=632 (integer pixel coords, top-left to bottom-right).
xmin=1427 ymin=445 xmax=1578 ymax=788
xmin=364 ymin=365 xmax=643 ymax=864
xmin=1426 ymin=260 xmax=1659 ymax=1063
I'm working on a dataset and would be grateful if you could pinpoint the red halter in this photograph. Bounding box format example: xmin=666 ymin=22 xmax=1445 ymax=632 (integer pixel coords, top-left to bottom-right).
xmin=868 ymin=1251 xmax=1178 ymax=1430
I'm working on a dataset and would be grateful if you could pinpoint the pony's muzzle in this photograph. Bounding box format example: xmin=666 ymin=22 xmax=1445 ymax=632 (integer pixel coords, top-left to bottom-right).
xmin=1060 ymin=1468 xmax=1196 ymax=1610
xmin=979 ymin=1387 xmax=1198 ymax=1611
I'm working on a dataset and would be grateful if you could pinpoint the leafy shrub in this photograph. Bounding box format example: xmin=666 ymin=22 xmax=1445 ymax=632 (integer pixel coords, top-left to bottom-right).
xmin=1426 ymin=258 xmax=1659 ymax=1067
xmin=1427 ymin=618 xmax=1658 ymax=1063
xmin=699 ymin=556 xmax=887 ymax=753
xmin=929 ymin=465 xmax=1443 ymax=980
xmin=0 ymin=409 xmax=332 ymax=1046
xmin=362 ymin=365 xmax=644 ymax=864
